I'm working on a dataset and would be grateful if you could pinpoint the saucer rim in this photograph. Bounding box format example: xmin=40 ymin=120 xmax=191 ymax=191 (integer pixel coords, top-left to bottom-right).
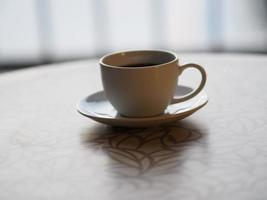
xmin=76 ymin=90 xmax=208 ymax=122
xmin=77 ymin=100 xmax=208 ymax=123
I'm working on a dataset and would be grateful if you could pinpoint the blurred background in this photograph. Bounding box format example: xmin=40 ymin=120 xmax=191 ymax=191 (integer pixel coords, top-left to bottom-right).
xmin=0 ymin=0 xmax=267 ymax=70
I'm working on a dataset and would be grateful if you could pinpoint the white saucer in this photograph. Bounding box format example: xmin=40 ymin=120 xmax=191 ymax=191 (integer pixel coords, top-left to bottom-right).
xmin=76 ymin=86 xmax=208 ymax=127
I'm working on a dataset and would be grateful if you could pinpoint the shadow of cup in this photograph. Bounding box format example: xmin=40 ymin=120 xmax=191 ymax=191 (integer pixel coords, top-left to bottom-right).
xmin=80 ymin=120 xmax=207 ymax=177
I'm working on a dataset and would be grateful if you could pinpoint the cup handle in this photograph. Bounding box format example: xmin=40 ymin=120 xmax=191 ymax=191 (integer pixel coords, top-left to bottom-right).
xmin=171 ymin=63 xmax=207 ymax=104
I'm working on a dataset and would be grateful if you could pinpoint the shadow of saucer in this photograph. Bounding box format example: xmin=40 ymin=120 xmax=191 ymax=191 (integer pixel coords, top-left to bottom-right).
xmin=80 ymin=120 xmax=207 ymax=177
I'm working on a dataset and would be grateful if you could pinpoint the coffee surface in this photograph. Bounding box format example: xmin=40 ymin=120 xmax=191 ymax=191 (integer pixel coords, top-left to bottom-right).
xmin=121 ymin=63 xmax=158 ymax=67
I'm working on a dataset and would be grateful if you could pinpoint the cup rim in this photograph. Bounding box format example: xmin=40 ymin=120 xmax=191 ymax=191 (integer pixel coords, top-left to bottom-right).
xmin=99 ymin=49 xmax=179 ymax=69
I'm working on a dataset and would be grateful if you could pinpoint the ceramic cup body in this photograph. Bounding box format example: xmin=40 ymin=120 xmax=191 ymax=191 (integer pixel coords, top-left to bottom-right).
xmin=100 ymin=50 xmax=206 ymax=117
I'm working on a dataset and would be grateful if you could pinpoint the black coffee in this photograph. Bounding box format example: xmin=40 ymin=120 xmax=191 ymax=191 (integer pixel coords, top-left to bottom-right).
xmin=122 ymin=63 xmax=158 ymax=67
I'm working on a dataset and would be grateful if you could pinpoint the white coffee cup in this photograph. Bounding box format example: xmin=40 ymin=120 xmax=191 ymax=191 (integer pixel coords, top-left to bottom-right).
xmin=100 ymin=50 xmax=206 ymax=117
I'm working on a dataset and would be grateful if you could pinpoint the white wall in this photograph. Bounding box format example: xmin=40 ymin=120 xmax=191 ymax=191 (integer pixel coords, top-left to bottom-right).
xmin=0 ymin=0 xmax=266 ymax=65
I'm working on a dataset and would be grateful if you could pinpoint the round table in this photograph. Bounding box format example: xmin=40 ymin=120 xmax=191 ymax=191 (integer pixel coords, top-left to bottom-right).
xmin=1 ymin=54 xmax=267 ymax=200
